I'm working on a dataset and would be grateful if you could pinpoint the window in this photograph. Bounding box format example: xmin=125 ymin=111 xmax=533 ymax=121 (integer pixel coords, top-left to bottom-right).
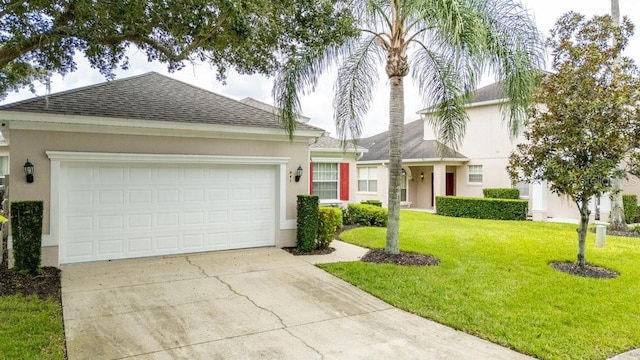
xmin=468 ymin=165 xmax=483 ymax=183
xmin=0 ymin=156 xmax=7 ymax=190
xmin=514 ymin=181 xmax=530 ymax=197
xmin=358 ymin=167 xmax=377 ymax=192
xmin=313 ymin=163 xmax=338 ymax=199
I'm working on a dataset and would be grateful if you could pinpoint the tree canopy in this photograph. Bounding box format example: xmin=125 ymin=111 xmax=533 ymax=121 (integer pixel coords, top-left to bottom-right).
xmin=508 ymin=12 xmax=640 ymax=267
xmin=0 ymin=0 xmax=356 ymax=98
xmin=275 ymin=0 xmax=544 ymax=254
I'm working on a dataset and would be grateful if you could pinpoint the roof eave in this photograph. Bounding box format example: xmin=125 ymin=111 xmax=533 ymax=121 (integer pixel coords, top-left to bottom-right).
xmin=417 ymin=98 xmax=507 ymax=115
xmin=358 ymin=157 xmax=469 ymax=164
xmin=0 ymin=111 xmax=323 ymax=139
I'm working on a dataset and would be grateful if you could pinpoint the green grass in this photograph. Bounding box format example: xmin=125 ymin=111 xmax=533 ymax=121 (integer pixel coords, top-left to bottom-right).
xmin=0 ymin=295 xmax=65 ymax=359
xmin=320 ymin=211 xmax=640 ymax=360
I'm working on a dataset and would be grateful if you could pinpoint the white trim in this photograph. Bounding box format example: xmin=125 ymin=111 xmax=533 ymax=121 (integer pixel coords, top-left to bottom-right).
xmin=3 ymin=112 xmax=322 ymax=141
xmin=311 ymin=148 xmax=366 ymax=154
xmin=357 ymin=157 xmax=469 ymax=165
xmin=311 ymin=157 xmax=344 ymax=163
xmin=417 ymin=98 xmax=506 ymax=114
xmin=46 ymin=151 xmax=290 ymax=165
xmin=47 ymin=152 xmax=292 ymax=255
xmin=280 ymin=219 xmax=297 ymax=230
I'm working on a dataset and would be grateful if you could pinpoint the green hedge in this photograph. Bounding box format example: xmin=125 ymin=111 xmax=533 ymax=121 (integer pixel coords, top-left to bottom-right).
xmin=346 ymin=203 xmax=387 ymax=227
xmin=622 ymin=194 xmax=638 ymax=224
xmin=11 ymin=201 xmax=44 ymax=275
xmin=360 ymin=200 xmax=382 ymax=207
xmin=317 ymin=206 xmax=343 ymax=249
xmin=483 ymin=188 xmax=520 ymax=199
xmin=436 ymin=196 xmax=527 ymax=221
xmin=297 ymin=195 xmax=319 ymax=252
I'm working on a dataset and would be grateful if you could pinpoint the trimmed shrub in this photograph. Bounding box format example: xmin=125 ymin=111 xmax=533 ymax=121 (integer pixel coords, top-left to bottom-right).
xmin=483 ymin=188 xmax=520 ymax=199
xmin=622 ymin=194 xmax=638 ymax=224
xmin=11 ymin=201 xmax=44 ymax=275
xmin=360 ymin=200 xmax=382 ymax=207
xmin=346 ymin=203 xmax=387 ymax=227
xmin=317 ymin=206 xmax=343 ymax=249
xmin=436 ymin=196 xmax=527 ymax=221
xmin=297 ymin=195 xmax=319 ymax=252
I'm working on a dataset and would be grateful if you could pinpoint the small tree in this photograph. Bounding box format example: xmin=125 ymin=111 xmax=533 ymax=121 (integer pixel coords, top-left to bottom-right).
xmin=508 ymin=12 xmax=640 ymax=268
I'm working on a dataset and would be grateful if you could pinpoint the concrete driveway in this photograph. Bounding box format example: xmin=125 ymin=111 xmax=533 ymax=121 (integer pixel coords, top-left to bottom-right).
xmin=62 ymin=248 xmax=533 ymax=359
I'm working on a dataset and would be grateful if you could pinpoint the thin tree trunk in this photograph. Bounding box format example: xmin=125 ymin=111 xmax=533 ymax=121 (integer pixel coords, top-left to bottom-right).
xmin=385 ymin=75 xmax=404 ymax=255
xmin=576 ymin=200 xmax=590 ymax=268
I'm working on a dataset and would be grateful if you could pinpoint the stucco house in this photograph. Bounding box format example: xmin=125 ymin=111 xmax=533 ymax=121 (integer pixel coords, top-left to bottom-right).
xmin=355 ymin=82 xmax=640 ymax=222
xmin=237 ymin=97 xmax=367 ymax=207
xmin=0 ymin=72 xmax=357 ymax=265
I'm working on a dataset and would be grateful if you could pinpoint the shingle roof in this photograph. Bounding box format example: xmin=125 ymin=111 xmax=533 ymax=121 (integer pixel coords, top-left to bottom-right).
xmin=239 ymin=97 xmax=311 ymax=123
xmin=469 ymin=82 xmax=505 ymax=103
xmin=0 ymin=72 xmax=322 ymax=132
xmin=359 ymin=119 xmax=467 ymax=162
xmin=310 ymin=135 xmax=367 ymax=152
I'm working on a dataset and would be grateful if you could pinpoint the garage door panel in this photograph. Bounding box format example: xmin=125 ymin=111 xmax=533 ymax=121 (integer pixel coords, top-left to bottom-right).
xmin=59 ymin=162 xmax=276 ymax=264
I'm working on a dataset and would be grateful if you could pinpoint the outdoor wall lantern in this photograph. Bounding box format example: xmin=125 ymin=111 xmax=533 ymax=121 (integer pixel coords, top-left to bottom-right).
xmin=295 ymin=165 xmax=303 ymax=182
xmin=24 ymin=159 xmax=34 ymax=183
xmin=420 ymin=172 xmax=424 ymax=182
xmin=401 ymin=168 xmax=406 ymax=176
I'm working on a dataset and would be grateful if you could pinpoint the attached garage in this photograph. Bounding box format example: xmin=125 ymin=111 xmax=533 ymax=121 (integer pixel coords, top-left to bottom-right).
xmin=52 ymin=155 xmax=279 ymax=263
xmin=0 ymin=72 xmax=322 ymax=265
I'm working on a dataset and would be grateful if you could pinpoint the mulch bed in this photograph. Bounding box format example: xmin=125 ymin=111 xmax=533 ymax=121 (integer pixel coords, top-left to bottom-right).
xmin=362 ymin=249 xmax=440 ymax=266
xmin=283 ymin=247 xmax=336 ymax=256
xmin=549 ymin=261 xmax=619 ymax=279
xmin=0 ymin=266 xmax=62 ymax=301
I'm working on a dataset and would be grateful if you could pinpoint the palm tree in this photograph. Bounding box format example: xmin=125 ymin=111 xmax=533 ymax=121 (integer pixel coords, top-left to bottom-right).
xmin=608 ymin=0 xmax=628 ymax=231
xmin=274 ymin=0 xmax=544 ymax=254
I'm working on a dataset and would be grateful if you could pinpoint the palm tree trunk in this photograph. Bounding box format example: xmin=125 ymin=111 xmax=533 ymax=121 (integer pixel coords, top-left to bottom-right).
xmin=609 ymin=0 xmax=627 ymax=231
xmin=385 ymin=75 xmax=404 ymax=255
xmin=577 ymin=200 xmax=590 ymax=268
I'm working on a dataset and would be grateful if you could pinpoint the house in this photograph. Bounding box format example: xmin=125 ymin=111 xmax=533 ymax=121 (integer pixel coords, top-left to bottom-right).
xmin=309 ymin=136 xmax=366 ymax=206
xmin=239 ymin=97 xmax=367 ymax=207
xmin=0 ymin=72 xmax=334 ymax=265
xmin=355 ymin=82 xmax=640 ymax=222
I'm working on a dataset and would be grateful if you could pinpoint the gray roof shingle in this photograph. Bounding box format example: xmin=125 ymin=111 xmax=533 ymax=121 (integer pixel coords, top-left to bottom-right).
xmin=310 ymin=135 xmax=367 ymax=152
xmin=469 ymin=82 xmax=504 ymax=103
xmin=359 ymin=119 xmax=467 ymax=162
xmin=0 ymin=72 xmax=323 ymax=132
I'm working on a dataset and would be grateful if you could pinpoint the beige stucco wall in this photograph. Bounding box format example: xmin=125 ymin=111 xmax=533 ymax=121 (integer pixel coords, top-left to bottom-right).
xmin=355 ymin=165 xmax=388 ymax=206
xmin=309 ymin=149 xmax=361 ymax=204
xmin=8 ymin=129 xmax=310 ymax=246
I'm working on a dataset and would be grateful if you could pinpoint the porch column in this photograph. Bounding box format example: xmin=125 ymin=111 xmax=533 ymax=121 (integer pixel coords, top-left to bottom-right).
xmin=433 ymin=164 xmax=446 ymax=210
xmin=599 ymin=193 xmax=611 ymax=222
xmin=531 ymin=180 xmax=548 ymax=221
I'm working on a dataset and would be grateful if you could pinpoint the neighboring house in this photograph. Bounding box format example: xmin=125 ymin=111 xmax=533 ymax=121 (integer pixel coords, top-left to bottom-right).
xmin=309 ymin=136 xmax=366 ymax=206
xmin=0 ymin=72 xmax=326 ymax=265
xmin=356 ymin=82 xmax=640 ymax=222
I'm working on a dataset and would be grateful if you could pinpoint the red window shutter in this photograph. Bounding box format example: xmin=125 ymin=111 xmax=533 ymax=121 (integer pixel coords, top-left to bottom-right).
xmin=340 ymin=162 xmax=349 ymax=201
xmin=309 ymin=162 xmax=313 ymax=195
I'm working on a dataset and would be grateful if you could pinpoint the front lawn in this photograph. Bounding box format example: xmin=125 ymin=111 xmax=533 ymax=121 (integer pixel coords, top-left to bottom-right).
xmin=0 ymin=294 xmax=65 ymax=359
xmin=320 ymin=211 xmax=640 ymax=360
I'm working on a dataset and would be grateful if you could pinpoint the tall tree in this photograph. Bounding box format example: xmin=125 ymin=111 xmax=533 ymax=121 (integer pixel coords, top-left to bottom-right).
xmin=0 ymin=0 xmax=356 ymax=98
xmin=608 ymin=0 xmax=627 ymax=231
xmin=274 ymin=0 xmax=543 ymax=254
xmin=508 ymin=12 xmax=640 ymax=268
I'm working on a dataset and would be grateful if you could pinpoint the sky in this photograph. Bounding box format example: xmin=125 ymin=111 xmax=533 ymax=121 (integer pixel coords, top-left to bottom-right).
xmin=2 ymin=0 xmax=639 ymax=138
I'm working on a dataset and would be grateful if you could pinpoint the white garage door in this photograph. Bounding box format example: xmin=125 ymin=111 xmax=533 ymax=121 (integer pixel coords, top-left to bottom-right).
xmin=59 ymin=162 xmax=276 ymax=264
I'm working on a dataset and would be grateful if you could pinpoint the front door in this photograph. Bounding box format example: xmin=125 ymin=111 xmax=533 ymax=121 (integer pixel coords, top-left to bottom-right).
xmin=446 ymin=173 xmax=455 ymax=196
